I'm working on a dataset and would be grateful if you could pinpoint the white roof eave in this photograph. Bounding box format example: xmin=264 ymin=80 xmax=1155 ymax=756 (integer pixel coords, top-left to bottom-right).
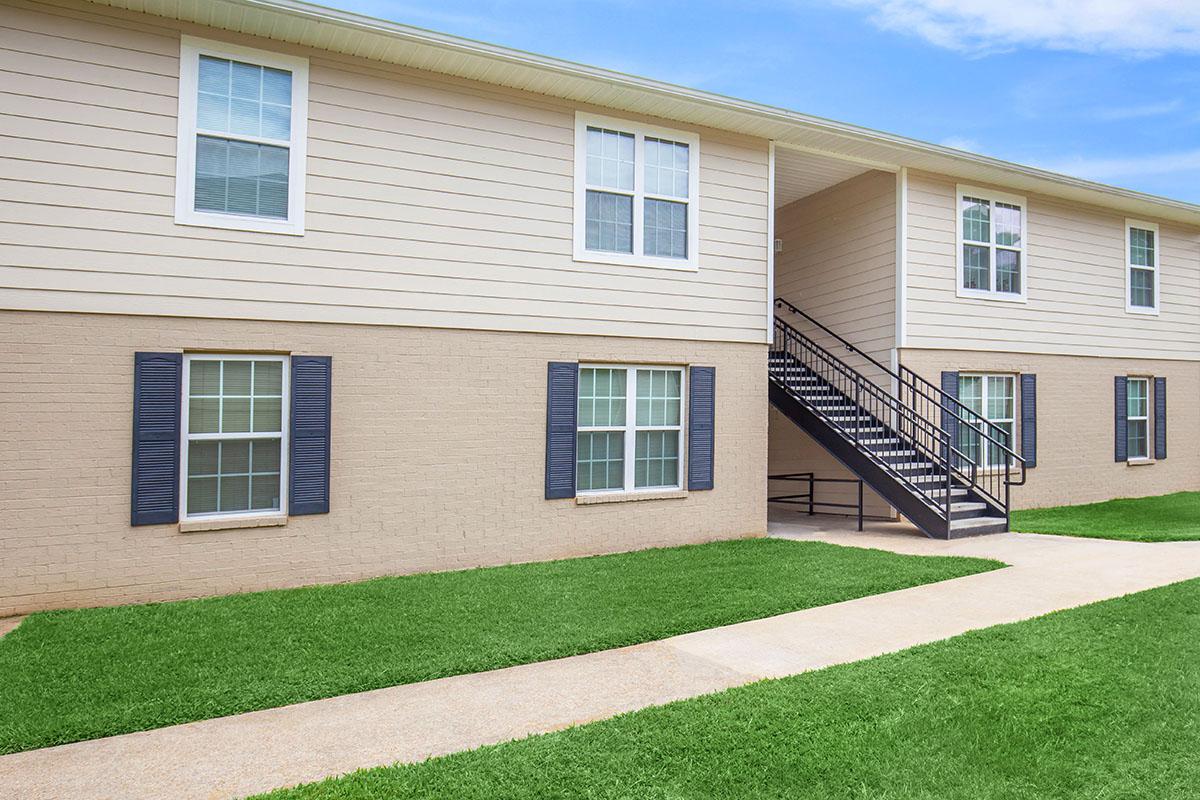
xmin=91 ymin=0 xmax=1200 ymax=226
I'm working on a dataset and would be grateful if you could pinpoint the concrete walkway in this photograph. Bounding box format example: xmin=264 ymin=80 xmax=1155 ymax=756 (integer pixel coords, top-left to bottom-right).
xmin=3 ymin=514 xmax=1198 ymax=800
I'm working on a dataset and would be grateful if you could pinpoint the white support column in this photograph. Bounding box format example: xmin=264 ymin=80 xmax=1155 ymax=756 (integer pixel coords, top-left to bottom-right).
xmin=895 ymin=166 xmax=909 ymax=352
xmin=765 ymin=141 xmax=776 ymax=345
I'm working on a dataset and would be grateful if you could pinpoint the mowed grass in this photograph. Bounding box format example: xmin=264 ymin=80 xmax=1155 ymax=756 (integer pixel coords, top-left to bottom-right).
xmin=0 ymin=537 xmax=1000 ymax=754
xmin=261 ymin=577 xmax=1200 ymax=800
xmin=1011 ymin=491 xmax=1200 ymax=542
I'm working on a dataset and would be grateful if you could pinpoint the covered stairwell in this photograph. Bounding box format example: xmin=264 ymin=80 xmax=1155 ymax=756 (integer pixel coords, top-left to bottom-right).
xmin=770 ymin=299 xmax=1026 ymax=539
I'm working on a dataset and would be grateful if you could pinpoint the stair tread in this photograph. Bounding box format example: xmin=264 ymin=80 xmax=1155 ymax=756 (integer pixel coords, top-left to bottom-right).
xmin=949 ymin=516 xmax=1007 ymax=529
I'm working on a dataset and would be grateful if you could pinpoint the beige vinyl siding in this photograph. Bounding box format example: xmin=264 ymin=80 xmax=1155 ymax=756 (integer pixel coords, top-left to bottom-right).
xmin=0 ymin=0 xmax=770 ymax=343
xmin=769 ymin=169 xmax=898 ymax=519
xmin=905 ymin=170 xmax=1200 ymax=359
xmin=774 ymin=169 xmax=897 ymax=379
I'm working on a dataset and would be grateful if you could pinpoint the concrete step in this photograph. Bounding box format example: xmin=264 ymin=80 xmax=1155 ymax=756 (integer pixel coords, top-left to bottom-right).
xmin=892 ymin=460 xmax=937 ymax=473
xmin=804 ymin=399 xmax=854 ymax=409
xmin=875 ymin=448 xmax=918 ymax=462
xmin=950 ymin=501 xmax=990 ymax=520
xmin=896 ymin=472 xmax=949 ymax=487
xmin=948 ymin=516 xmax=1008 ymax=537
xmin=923 ymin=486 xmax=970 ymax=501
xmin=905 ymin=473 xmax=956 ymax=486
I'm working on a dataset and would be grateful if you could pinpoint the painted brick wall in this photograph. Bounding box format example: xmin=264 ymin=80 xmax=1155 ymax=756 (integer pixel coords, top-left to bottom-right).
xmin=900 ymin=348 xmax=1200 ymax=509
xmin=0 ymin=311 xmax=767 ymax=616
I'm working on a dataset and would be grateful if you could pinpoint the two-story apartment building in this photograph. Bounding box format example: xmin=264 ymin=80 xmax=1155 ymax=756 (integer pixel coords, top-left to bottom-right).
xmin=1 ymin=0 xmax=1197 ymax=616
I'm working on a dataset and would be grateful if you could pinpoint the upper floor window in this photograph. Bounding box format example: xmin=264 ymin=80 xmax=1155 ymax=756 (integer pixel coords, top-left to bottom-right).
xmin=573 ymin=113 xmax=700 ymax=271
xmin=1126 ymin=220 xmax=1159 ymax=314
xmin=956 ymin=186 xmax=1027 ymax=302
xmin=175 ymin=37 xmax=309 ymax=235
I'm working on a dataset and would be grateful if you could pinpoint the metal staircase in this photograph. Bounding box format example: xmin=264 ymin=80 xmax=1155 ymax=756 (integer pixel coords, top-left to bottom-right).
xmin=771 ymin=298 xmax=1026 ymax=539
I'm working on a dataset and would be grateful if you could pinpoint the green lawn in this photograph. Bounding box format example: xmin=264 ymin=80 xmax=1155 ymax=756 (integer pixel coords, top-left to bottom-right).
xmin=260 ymin=577 xmax=1200 ymax=800
xmin=0 ymin=537 xmax=999 ymax=755
xmin=1011 ymin=491 xmax=1200 ymax=542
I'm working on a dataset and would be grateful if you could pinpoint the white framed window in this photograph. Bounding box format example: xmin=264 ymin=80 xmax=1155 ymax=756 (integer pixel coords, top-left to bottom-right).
xmin=956 ymin=185 xmax=1027 ymax=302
xmin=175 ymin=36 xmax=309 ymax=235
xmin=1126 ymin=220 xmax=1160 ymax=315
xmin=181 ymin=354 xmax=289 ymax=520
xmin=573 ymin=112 xmax=700 ymax=271
xmin=576 ymin=365 xmax=686 ymax=493
xmin=1127 ymin=377 xmax=1150 ymax=460
xmin=957 ymin=373 xmax=1015 ymax=469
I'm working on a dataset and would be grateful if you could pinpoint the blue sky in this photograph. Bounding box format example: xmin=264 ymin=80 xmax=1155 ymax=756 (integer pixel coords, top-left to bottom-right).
xmin=333 ymin=1 xmax=1200 ymax=203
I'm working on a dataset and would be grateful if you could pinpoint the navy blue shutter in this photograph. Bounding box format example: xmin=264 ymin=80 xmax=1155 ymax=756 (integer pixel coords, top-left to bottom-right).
xmin=1114 ymin=376 xmax=1128 ymax=462
xmin=1154 ymin=377 xmax=1167 ymax=460
xmin=1020 ymin=374 xmax=1037 ymax=468
xmin=131 ymin=352 xmax=182 ymax=526
xmin=290 ymin=355 xmax=332 ymax=516
xmin=940 ymin=371 xmax=959 ymax=466
xmin=687 ymin=366 xmax=715 ymax=491
xmin=545 ymin=362 xmax=578 ymax=499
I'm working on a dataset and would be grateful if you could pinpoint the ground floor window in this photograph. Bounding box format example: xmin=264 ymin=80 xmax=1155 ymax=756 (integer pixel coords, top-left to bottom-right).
xmin=182 ymin=354 xmax=288 ymax=518
xmin=1126 ymin=377 xmax=1150 ymax=460
xmin=957 ymin=373 xmax=1015 ymax=468
xmin=576 ymin=365 xmax=684 ymax=493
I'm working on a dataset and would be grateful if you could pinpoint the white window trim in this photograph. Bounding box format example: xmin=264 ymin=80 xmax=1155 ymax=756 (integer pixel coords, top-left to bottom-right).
xmin=573 ymin=112 xmax=701 ymax=272
xmin=1125 ymin=219 xmax=1160 ymax=316
xmin=955 ymin=185 xmax=1028 ymax=303
xmin=180 ymin=354 xmax=290 ymax=521
xmin=1126 ymin=376 xmax=1151 ymax=461
xmin=576 ymin=364 xmax=687 ymax=495
xmin=175 ymin=36 xmax=309 ymax=235
xmin=958 ymin=372 xmax=1017 ymax=471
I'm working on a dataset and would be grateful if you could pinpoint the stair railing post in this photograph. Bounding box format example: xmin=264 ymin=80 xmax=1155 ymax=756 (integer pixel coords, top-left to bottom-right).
xmin=944 ymin=429 xmax=953 ymax=537
xmin=857 ymin=480 xmax=864 ymax=532
xmin=854 ymin=373 xmax=862 ymax=441
xmin=808 ymin=473 xmax=815 ymax=516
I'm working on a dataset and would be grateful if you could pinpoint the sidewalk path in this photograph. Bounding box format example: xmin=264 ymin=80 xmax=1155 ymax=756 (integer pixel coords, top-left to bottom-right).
xmin=3 ymin=514 xmax=1198 ymax=800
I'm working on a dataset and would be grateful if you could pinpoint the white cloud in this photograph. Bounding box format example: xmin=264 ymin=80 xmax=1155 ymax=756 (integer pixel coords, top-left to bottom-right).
xmin=939 ymin=136 xmax=980 ymax=152
xmin=1088 ymin=99 xmax=1183 ymax=121
xmin=840 ymin=1 xmax=1200 ymax=55
xmin=1040 ymin=148 xmax=1200 ymax=182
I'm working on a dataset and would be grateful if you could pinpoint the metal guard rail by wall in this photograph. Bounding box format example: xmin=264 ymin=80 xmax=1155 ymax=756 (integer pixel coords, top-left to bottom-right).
xmin=768 ymin=472 xmax=865 ymax=531
xmin=772 ymin=301 xmax=1026 ymax=529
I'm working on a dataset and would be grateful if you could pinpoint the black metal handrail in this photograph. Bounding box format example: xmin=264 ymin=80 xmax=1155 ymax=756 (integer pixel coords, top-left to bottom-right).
xmin=775 ymin=296 xmax=893 ymax=375
xmin=775 ymin=297 xmax=1024 ymax=469
xmin=772 ymin=305 xmax=1026 ymax=530
xmin=774 ymin=297 xmax=1027 ymax=506
xmin=772 ymin=316 xmax=965 ymax=525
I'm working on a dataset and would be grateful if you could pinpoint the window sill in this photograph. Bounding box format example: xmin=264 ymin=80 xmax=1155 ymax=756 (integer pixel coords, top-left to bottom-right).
xmin=174 ymin=211 xmax=304 ymax=237
xmin=1125 ymin=306 xmax=1160 ymax=316
xmin=955 ymin=288 xmax=1027 ymax=304
xmin=179 ymin=514 xmax=288 ymax=533
xmin=1126 ymin=458 xmax=1155 ymax=467
xmin=572 ymin=251 xmax=699 ymax=272
xmin=576 ymin=489 xmax=688 ymax=505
